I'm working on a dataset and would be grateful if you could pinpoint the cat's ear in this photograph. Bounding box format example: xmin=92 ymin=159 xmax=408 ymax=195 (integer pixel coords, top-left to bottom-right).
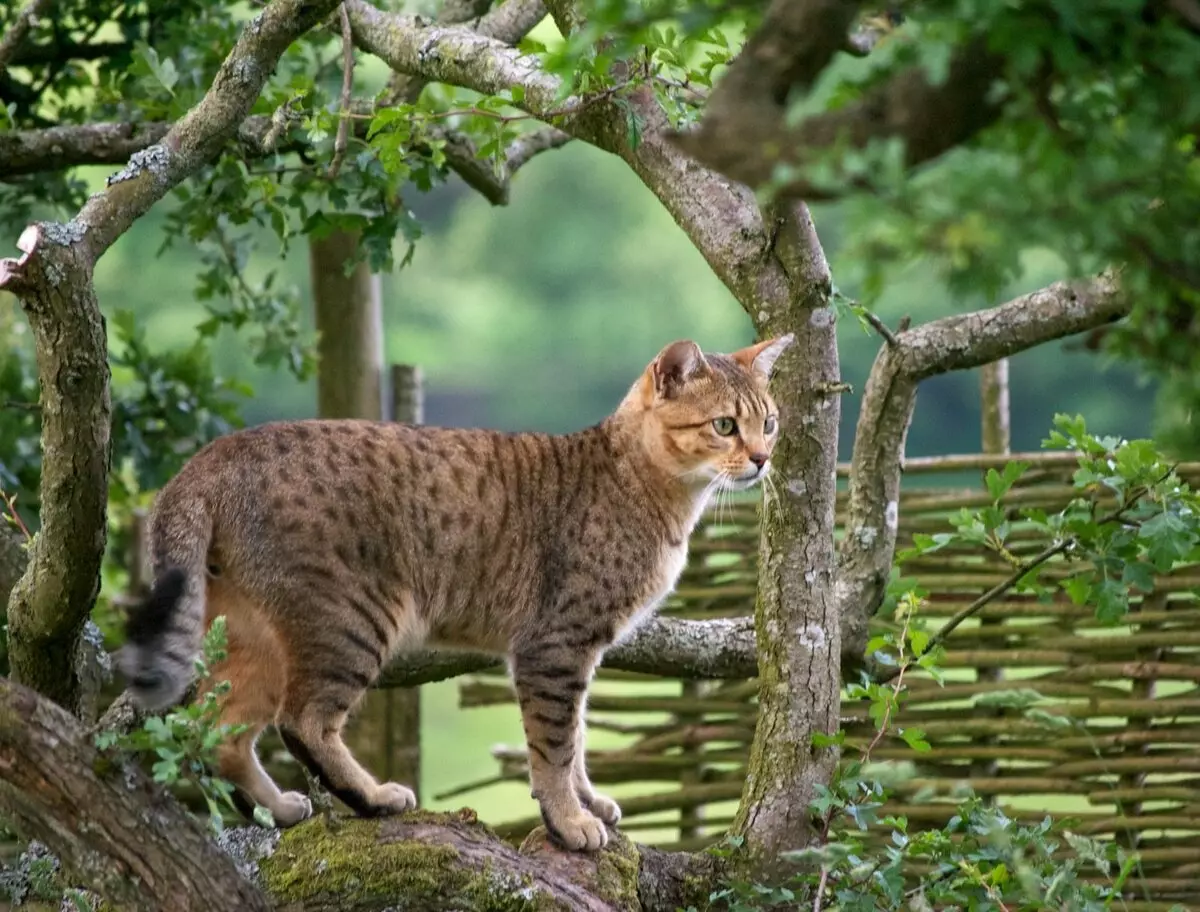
xmin=732 ymin=334 xmax=795 ymax=381
xmin=650 ymin=340 xmax=709 ymax=399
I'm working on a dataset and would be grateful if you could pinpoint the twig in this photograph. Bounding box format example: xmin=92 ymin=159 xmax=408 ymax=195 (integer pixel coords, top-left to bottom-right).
xmin=812 ymin=867 xmax=830 ymax=912
xmin=1 ymin=399 xmax=41 ymax=412
xmin=876 ymin=478 xmax=1163 ymax=684
xmin=0 ymin=0 xmax=53 ymax=70
xmin=1 ymin=489 xmax=32 ymax=541
xmin=862 ymin=309 xmax=899 ymax=347
xmin=326 ymin=3 xmax=355 ymax=180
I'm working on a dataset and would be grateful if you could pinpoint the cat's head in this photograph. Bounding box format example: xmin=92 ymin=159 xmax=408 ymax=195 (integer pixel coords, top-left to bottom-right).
xmin=625 ymin=334 xmax=795 ymax=492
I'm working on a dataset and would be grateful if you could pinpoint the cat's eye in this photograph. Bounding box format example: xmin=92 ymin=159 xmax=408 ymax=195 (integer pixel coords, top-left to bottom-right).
xmin=764 ymin=415 xmax=778 ymax=435
xmin=712 ymin=417 xmax=738 ymax=436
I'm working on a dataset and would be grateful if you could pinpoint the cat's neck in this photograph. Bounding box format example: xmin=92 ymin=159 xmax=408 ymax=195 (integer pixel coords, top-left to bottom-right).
xmin=594 ymin=414 xmax=713 ymax=539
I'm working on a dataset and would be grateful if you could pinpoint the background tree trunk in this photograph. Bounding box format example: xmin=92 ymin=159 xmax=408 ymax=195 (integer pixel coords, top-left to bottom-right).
xmin=310 ymin=228 xmax=422 ymax=801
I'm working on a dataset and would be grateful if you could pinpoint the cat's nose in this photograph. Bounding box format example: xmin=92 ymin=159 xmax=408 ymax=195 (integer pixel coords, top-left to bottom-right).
xmin=748 ymin=452 xmax=768 ymax=469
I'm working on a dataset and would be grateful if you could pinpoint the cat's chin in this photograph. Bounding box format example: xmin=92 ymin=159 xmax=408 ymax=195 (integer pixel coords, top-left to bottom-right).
xmin=726 ymin=473 xmax=765 ymax=492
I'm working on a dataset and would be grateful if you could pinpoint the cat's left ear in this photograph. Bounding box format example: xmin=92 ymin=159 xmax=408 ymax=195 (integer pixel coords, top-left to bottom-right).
xmin=732 ymin=334 xmax=795 ymax=381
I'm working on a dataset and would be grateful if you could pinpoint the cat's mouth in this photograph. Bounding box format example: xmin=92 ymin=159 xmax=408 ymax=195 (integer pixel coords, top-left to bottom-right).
xmin=726 ymin=463 xmax=769 ymax=491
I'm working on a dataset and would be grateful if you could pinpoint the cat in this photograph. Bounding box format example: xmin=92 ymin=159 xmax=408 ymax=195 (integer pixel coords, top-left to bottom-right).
xmin=120 ymin=334 xmax=794 ymax=851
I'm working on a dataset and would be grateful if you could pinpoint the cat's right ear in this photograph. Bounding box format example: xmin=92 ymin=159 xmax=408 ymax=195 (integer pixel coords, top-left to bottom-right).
xmin=649 ymin=340 xmax=709 ymax=400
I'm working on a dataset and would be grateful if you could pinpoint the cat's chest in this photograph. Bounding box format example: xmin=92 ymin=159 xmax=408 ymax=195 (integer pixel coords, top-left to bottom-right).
xmin=613 ymin=540 xmax=689 ymax=643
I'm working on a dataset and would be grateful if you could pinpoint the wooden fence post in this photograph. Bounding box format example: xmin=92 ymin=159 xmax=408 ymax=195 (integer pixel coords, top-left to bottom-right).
xmin=386 ymin=364 xmax=423 ymax=798
xmin=975 ymin=360 xmax=1010 ymax=785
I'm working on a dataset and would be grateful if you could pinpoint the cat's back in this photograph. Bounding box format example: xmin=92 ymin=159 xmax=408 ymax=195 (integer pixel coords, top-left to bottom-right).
xmin=160 ymin=418 xmax=607 ymax=551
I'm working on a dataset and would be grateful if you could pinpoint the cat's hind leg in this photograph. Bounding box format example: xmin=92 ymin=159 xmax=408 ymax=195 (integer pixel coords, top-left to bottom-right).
xmin=207 ymin=585 xmax=312 ymax=827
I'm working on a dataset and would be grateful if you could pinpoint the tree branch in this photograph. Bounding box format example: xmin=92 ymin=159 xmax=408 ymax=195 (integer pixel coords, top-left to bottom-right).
xmin=672 ymin=34 xmax=1006 ymax=197
xmin=72 ymin=0 xmax=342 ymax=262
xmin=0 ymin=0 xmax=53 ymax=71
xmin=432 ymin=124 xmax=571 ymax=205
xmin=0 ymin=676 xmax=270 ymax=912
xmin=378 ymin=616 xmax=757 ymax=688
xmin=346 ymin=0 xmax=568 ymax=117
xmin=0 ymin=121 xmax=173 ymax=178
xmin=0 ymin=672 xmax=720 ymax=912
xmin=836 ymin=273 xmax=1132 ymax=660
xmin=379 ymin=0 xmax=546 ymax=107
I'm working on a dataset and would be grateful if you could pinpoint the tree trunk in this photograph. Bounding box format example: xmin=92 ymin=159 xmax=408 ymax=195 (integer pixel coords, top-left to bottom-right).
xmin=3 ymin=228 xmax=111 ymax=717
xmin=309 ymin=228 xmax=422 ymax=800
xmin=731 ymin=204 xmax=843 ymax=860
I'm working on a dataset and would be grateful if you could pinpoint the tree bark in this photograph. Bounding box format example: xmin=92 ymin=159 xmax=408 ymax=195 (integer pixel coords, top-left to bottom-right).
xmin=0 ymin=676 xmax=271 ymax=912
xmin=1 ymin=226 xmax=111 ymax=715
xmin=731 ymin=204 xmax=843 ymax=859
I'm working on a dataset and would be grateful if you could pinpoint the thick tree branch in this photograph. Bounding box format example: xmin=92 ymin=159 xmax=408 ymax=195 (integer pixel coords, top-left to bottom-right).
xmin=0 ymin=121 xmax=172 ymax=178
xmin=0 ymin=0 xmax=52 ymax=71
xmin=836 ymin=273 xmax=1132 ymax=659
xmin=672 ymin=35 xmax=1005 ymax=197
xmin=380 ymin=0 xmax=547 ymax=106
xmin=0 ymin=676 xmax=270 ymax=912
xmin=0 ymin=113 xmax=559 ymax=208
xmin=379 ymin=616 xmax=757 ymax=687
xmin=0 ymin=224 xmax=111 ymax=713
xmin=0 ymin=673 xmax=719 ymax=912
xmin=346 ymin=1 xmax=569 ymax=117
xmin=715 ymin=0 xmax=860 ymax=104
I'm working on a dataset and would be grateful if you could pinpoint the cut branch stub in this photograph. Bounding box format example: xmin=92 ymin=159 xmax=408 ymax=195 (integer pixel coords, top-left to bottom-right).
xmin=0 ymin=224 xmax=42 ymax=290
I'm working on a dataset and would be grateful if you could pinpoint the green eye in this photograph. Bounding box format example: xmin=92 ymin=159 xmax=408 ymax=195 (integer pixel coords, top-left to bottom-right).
xmin=764 ymin=415 xmax=778 ymax=435
xmin=712 ymin=417 xmax=737 ymax=436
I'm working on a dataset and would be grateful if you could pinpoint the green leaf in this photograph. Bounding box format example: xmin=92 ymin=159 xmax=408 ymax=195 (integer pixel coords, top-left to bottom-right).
xmin=900 ymin=727 xmax=932 ymax=753
xmin=1094 ymin=578 xmax=1129 ymax=624
xmin=812 ymin=730 xmax=846 ymax=749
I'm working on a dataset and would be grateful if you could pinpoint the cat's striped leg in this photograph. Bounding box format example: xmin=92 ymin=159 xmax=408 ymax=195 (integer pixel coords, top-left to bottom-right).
xmin=510 ymin=647 xmax=608 ymax=851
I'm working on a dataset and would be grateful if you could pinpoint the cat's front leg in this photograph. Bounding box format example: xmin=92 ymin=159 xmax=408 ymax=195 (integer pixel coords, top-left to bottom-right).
xmin=510 ymin=646 xmax=609 ymax=851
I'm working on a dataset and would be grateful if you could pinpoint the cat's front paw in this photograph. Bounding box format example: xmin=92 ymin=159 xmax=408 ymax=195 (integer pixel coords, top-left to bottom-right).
xmin=582 ymin=791 xmax=622 ymax=826
xmin=369 ymin=782 xmax=418 ymax=815
xmin=273 ymin=791 xmax=314 ymax=827
xmin=542 ymin=805 xmax=609 ymax=851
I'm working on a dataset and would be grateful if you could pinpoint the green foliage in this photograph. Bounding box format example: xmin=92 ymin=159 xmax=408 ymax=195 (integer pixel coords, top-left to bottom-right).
xmin=698 ymin=418 xmax=1200 ymax=909
xmin=898 ymin=414 xmax=1200 ymax=625
xmin=94 ymin=616 xmax=246 ymax=834
xmin=692 ymin=598 xmax=1145 ymax=911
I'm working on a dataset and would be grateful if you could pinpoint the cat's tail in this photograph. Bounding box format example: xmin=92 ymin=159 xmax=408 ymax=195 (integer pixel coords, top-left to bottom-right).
xmin=119 ymin=498 xmax=212 ymax=712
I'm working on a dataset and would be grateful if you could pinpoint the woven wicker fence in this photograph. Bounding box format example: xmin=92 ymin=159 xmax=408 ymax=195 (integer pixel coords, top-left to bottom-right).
xmin=436 ymin=452 xmax=1200 ymax=907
